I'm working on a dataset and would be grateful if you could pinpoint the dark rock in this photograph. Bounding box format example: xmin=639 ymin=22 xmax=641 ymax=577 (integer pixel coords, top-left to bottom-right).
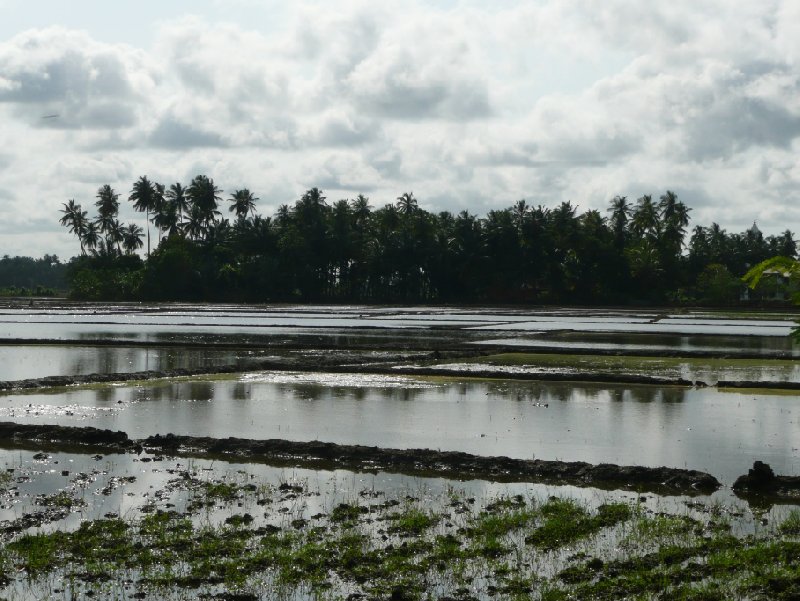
xmin=733 ymin=460 xmax=800 ymax=500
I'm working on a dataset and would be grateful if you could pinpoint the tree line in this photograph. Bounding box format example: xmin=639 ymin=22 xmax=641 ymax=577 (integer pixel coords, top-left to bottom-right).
xmin=57 ymin=176 xmax=797 ymax=304
xmin=0 ymin=255 xmax=66 ymax=296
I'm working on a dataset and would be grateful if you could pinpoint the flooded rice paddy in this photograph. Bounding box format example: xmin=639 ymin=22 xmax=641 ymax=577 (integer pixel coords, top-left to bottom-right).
xmin=1 ymin=373 xmax=798 ymax=484
xmin=1 ymin=301 xmax=800 ymax=599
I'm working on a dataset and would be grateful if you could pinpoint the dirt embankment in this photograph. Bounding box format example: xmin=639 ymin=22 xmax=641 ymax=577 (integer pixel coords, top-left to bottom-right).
xmin=0 ymin=359 xmax=703 ymax=393
xmin=0 ymin=366 xmax=243 ymax=391
xmin=0 ymin=421 xmax=720 ymax=495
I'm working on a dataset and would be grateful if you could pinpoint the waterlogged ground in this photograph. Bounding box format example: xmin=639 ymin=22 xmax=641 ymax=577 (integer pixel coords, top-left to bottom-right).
xmin=429 ymin=352 xmax=800 ymax=384
xmin=1 ymin=302 xmax=800 ymax=599
xmin=1 ymin=373 xmax=799 ymax=484
xmin=1 ymin=450 xmax=799 ymax=600
xmin=0 ymin=345 xmax=280 ymax=382
xmin=1 ymin=301 xmax=798 ymax=352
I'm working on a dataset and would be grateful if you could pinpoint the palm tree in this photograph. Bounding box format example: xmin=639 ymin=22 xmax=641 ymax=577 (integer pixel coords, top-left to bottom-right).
xmin=608 ymin=196 xmax=630 ymax=245
xmin=165 ymin=182 xmax=189 ymax=223
xmin=59 ymin=200 xmax=88 ymax=254
xmin=351 ymin=194 xmax=372 ymax=225
xmin=396 ymin=192 xmax=418 ymax=216
xmin=129 ymin=176 xmax=156 ymax=256
xmin=95 ymin=185 xmax=120 ymax=236
xmin=512 ymin=199 xmax=528 ymax=231
xmin=182 ymin=204 xmax=207 ymax=241
xmin=153 ymin=200 xmax=180 ymax=237
xmin=152 ymin=182 xmax=166 ymax=242
xmin=631 ymin=195 xmax=660 ymax=240
xmin=229 ymin=188 xmax=258 ymax=220
xmin=81 ymin=221 xmax=100 ymax=254
xmin=187 ymin=175 xmax=222 ymax=228
xmin=107 ymin=219 xmax=125 ymax=254
xmin=122 ymin=223 xmax=144 ymax=254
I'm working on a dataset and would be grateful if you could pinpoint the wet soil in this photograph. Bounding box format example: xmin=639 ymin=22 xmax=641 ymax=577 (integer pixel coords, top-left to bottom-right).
xmin=0 ymin=421 xmax=720 ymax=495
xmin=7 ymin=356 xmax=796 ymax=393
xmin=0 ymin=352 xmax=711 ymax=393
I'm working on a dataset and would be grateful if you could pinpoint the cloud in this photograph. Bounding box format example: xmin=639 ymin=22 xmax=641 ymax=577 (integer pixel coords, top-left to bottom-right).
xmin=148 ymin=115 xmax=228 ymax=149
xmin=3 ymin=2 xmax=800 ymax=259
xmin=684 ymin=95 xmax=800 ymax=160
xmin=305 ymin=110 xmax=382 ymax=147
xmin=344 ymin=19 xmax=491 ymax=121
xmin=0 ymin=27 xmax=157 ymax=130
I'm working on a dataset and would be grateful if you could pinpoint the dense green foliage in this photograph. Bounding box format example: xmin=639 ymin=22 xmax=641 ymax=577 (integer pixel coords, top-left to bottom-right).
xmin=0 ymin=254 xmax=66 ymax=295
xmin=58 ymin=178 xmax=797 ymax=303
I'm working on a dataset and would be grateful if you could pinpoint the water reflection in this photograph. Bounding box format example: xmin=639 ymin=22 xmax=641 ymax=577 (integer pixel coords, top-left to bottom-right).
xmin=2 ymin=374 xmax=796 ymax=485
xmin=0 ymin=345 xmax=274 ymax=381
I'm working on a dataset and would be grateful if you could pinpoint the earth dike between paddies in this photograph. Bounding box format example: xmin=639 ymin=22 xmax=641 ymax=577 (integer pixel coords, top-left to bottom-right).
xmin=0 ymin=421 xmax=719 ymax=496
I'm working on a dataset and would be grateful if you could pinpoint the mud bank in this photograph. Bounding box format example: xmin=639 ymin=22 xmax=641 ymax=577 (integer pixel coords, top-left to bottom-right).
xmin=0 ymin=422 xmax=130 ymax=448
xmin=0 ymin=359 xmax=704 ymax=392
xmin=733 ymin=461 xmax=800 ymax=501
xmin=717 ymin=380 xmax=800 ymax=391
xmin=0 ymin=366 xmax=242 ymax=391
xmin=0 ymin=421 xmax=719 ymax=495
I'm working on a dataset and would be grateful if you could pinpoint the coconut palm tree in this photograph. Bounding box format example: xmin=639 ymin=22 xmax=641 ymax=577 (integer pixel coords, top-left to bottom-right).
xmin=396 ymin=192 xmax=418 ymax=216
xmin=182 ymin=204 xmax=207 ymax=241
xmin=59 ymin=200 xmax=88 ymax=254
xmin=81 ymin=221 xmax=100 ymax=254
xmin=107 ymin=219 xmax=125 ymax=254
xmin=122 ymin=223 xmax=144 ymax=254
xmin=187 ymin=175 xmax=222 ymax=228
xmin=229 ymin=188 xmax=258 ymax=220
xmin=95 ymin=185 xmax=120 ymax=236
xmin=152 ymin=182 xmax=166 ymax=242
xmin=608 ymin=196 xmax=630 ymax=245
xmin=512 ymin=199 xmax=528 ymax=231
xmin=129 ymin=176 xmax=156 ymax=256
xmin=165 ymin=182 xmax=189 ymax=224
xmin=153 ymin=200 xmax=180 ymax=237
xmin=351 ymin=194 xmax=372 ymax=225
xmin=630 ymin=195 xmax=660 ymax=240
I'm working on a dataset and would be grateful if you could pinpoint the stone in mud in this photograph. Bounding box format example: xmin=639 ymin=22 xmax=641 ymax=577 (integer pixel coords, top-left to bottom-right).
xmin=733 ymin=461 xmax=800 ymax=499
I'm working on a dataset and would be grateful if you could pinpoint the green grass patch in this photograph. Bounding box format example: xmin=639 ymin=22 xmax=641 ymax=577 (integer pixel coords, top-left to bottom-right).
xmin=2 ymin=481 xmax=799 ymax=601
xmin=525 ymin=499 xmax=631 ymax=549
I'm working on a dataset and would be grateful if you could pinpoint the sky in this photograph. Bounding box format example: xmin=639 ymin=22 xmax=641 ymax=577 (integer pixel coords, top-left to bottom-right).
xmin=1 ymin=0 xmax=799 ymax=258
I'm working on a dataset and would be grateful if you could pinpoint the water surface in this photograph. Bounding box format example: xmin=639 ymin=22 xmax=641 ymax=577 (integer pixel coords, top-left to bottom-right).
xmin=3 ymin=373 xmax=797 ymax=484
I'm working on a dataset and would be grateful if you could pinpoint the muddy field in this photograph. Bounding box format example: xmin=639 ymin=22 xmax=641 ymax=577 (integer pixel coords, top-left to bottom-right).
xmin=1 ymin=301 xmax=799 ymax=599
